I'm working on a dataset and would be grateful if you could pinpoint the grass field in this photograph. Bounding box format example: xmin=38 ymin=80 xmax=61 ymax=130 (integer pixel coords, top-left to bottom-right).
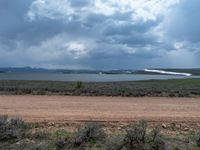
xmin=0 ymin=78 xmax=200 ymax=97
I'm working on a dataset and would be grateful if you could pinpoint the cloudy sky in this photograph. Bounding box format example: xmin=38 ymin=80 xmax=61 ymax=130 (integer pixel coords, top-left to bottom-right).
xmin=0 ymin=0 xmax=199 ymax=69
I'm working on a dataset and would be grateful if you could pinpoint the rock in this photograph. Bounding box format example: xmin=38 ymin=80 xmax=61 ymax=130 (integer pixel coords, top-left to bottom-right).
xmin=183 ymin=127 xmax=189 ymax=131
xmin=117 ymin=127 xmax=121 ymax=130
xmin=175 ymin=124 xmax=181 ymax=129
xmin=55 ymin=124 xmax=60 ymax=128
xmin=161 ymin=123 xmax=167 ymax=129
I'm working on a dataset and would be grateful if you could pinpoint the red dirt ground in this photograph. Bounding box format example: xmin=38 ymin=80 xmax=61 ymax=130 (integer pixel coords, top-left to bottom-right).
xmin=0 ymin=96 xmax=200 ymax=123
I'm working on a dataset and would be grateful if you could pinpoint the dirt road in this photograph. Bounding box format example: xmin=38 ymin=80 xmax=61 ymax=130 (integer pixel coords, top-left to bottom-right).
xmin=0 ymin=96 xmax=200 ymax=122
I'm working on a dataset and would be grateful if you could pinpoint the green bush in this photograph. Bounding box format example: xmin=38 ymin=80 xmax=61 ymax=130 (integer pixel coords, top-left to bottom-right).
xmin=196 ymin=136 xmax=200 ymax=147
xmin=73 ymin=122 xmax=106 ymax=147
xmin=124 ymin=120 xmax=147 ymax=149
xmin=147 ymin=126 xmax=165 ymax=150
xmin=75 ymin=81 xmax=83 ymax=89
xmin=55 ymin=139 xmax=68 ymax=150
xmin=106 ymin=121 xmax=166 ymax=150
xmin=0 ymin=115 xmax=26 ymax=141
xmin=105 ymin=135 xmax=124 ymax=150
xmin=52 ymin=122 xmax=106 ymax=149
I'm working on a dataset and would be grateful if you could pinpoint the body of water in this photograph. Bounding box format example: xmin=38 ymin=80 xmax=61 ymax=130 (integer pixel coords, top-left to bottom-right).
xmin=0 ymin=73 xmax=199 ymax=82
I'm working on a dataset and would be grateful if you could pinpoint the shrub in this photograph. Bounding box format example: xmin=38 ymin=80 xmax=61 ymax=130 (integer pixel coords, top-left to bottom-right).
xmin=73 ymin=122 xmax=105 ymax=147
xmin=75 ymin=81 xmax=83 ymax=89
xmin=32 ymin=131 xmax=50 ymax=140
xmin=55 ymin=139 xmax=68 ymax=150
xmin=147 ymin=126 xmax=166 ymax=150
xmin=106 ymin=121 xmax=166 ymax=150
xmin=0 ymin=115 xmax=26 ymax=141
xmin=53 ymin=122 xmax=105 ymax=149
xmin=21 ymin=88 xmax=32 ymax=94
xmin=196 ymin=136 xmax=200 ymax=147
xmin=105 ymin=135 xmax=125 ymax=150
xmin=124 ymin=120 xmax=147 ymax=149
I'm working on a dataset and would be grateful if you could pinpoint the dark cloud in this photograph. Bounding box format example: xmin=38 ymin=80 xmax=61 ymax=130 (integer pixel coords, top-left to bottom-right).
xmin=165 ymin=0 xmax=200 ymax=42
xmin=0 ymin=0 xmax=66 ymax=47
xmin=0 ymin=0 xmax=32 ymax=38
xmin=0 ymin=0 xmax=199 ymax=69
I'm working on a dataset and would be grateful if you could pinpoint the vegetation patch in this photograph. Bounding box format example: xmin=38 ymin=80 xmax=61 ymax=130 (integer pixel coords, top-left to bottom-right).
xmin=0 ymin=115 xmax=27 ymax=141
xmin=0 ymin=78 xmax=200 ymax=97
xmin=73 ymin=122 xmax=106 ymax=147
xmin=106 ymin=121 xmax=165 ymax=150
xmin=1 ymin=118 xmax=200 ymax=149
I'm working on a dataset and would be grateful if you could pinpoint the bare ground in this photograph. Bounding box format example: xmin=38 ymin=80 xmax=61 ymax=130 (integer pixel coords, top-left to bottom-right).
xmin=0 ymin=95 xmax=200 ymax=123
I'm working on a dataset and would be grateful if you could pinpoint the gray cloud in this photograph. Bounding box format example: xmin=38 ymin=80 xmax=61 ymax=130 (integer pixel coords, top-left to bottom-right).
xmin=164 ymin=0 xmax=200 ymax=42
xmin=0 ymin=0 xmax=199 ymax=69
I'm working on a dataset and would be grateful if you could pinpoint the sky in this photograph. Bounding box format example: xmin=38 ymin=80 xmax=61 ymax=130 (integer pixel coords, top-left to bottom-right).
xmin=0 ymin=0 xmax=200 ymax=70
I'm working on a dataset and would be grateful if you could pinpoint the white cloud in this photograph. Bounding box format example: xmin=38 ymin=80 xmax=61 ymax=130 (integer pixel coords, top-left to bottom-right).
xmin=93 ymin=0 xmax=116 ymax=16
xmin=174 ymin=41 xmax=185 ymax=50
xmin=93 ymin=0 xmax=180 ymax=21
xmin=64 ymin=41 xmax=88 ymax=59
xmin=27 ymin=0 xmax=180 ymax=22
xmin=27 ymin=0 xmax=74 ymax=21
xmin=31 ymin=34 xmax=93 ymax=60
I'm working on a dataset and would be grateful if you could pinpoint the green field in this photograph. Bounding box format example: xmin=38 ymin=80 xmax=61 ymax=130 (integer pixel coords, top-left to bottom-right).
xmin=0 ymin=78 xmax=200 ymax=97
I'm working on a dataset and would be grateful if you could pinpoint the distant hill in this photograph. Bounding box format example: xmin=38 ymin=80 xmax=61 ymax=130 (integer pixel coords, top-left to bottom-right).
xmin=0 ymin=67 xmax=135 ymax=74
xmin=0 ymin=67 xmax=52 ymax=73
xmin=0 ymin=67 xmax=200 ymax=76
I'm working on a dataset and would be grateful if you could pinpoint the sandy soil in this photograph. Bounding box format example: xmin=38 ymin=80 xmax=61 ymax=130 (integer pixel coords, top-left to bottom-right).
xmin=0 ymin=95 xmax=200 ymax=123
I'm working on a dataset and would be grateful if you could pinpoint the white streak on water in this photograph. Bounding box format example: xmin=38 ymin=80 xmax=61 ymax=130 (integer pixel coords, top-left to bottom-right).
xmin=144 ymin=69 xmax=192 ymax=76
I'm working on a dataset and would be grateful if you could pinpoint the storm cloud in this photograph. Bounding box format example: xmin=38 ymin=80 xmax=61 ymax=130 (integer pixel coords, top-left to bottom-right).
xmin=0 ymin=0 xmax=199 ymax=69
